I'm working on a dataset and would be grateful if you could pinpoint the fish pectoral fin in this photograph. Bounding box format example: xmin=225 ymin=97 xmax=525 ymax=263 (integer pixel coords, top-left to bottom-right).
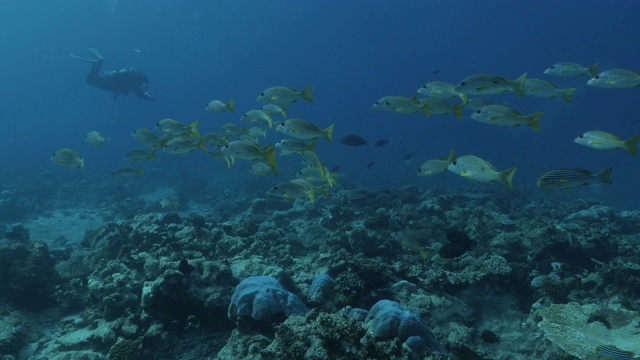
xmin=489 ymin=116 xmax=501 ymax=121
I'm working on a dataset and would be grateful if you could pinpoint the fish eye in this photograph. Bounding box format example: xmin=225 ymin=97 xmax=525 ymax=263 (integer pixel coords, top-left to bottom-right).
xmin=260 ymin=92 xmax=264 ymax=96
xmin=374 ymin=101 xmax=379 ymax=105
xmin=594 ymin=75 xmax=600 ymax=79
xmin=273 ymin=186 xmax=278 ymax=190
xmin=550 ymin=66 xmax=555 ymax=69
xmin=452 ymin=161 xmax=457 ymax=165
xmin=579 ymin=134 xmax=584 ymax=138
xmin=421 ymin=85 xmax=427 ymax=89
xmin=385 ymin=102 xmax=390 ymax=105
xmin=460 ymin=81 xmax=466 ymax=86
xmin=475 ymin=110 xmax=481 ymax=114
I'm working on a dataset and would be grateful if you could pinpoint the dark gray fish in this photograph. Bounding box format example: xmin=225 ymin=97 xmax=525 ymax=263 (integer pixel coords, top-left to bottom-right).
xmin=374 ymin=139 xmax=390 ymax=147
xmin=331 ymin=165 xmax=341 ymax=173
xmin=367 ymin=161 xmax=376 ymax=169
xmin=340 ymin=135 xmax=368 ymax=146
xmin=402 ymin=153 xmax=415 ymax=160
xmin=537 ymin=168 xmax=612 ymax=189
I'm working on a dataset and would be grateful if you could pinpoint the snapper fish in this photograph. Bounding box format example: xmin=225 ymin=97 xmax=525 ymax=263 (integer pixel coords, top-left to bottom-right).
xmin=417 ymin=81 xmax=468 ymax=102
xmin=391 ymin=231 xmax=431 ymax=259
xmin=371 ymin=95 xmax=430 ymax=116
xmin=266 ymin=181 xmax=315 ymax=202
xmin=241 ymin=109 xmax=273 ymax=128
xmin=275 ymin=139 xmax=316 ymax=153
xmin=455 ymin=73 xmax=527 ymax=98
xmin=587 ymin=69 xmax=640 ymax=88
xmin=250 ymin=162 xmax=277 ymax=176
xmin=418 ymin=98 xmax=464 ymax=119
xmin=248 ymin=127 xmax=267 ymax=140
xmin=544 ymin=62 xmax=598 ymax=78
xmin=463 ymin=98 xmax=500 ymax=111
xmin=525 ymin=79 xmax=576 ymax=103
xmin=126 ymin=148 xmax=156 ymax=162
xmin=155 ymin=119 xmax=200 ymax=138
xmin=257 ymin=84 xmax=314 ymax=104
xmin=51 ymin=148 xmax=84 ymax=171
xmin=132 ymin=128 xmax=167 ymax=149
xmin=221 ymin=140 xmax=277 ymax=171
xmin=160 ymin=198 xmax=178 ymax=211
xmin=537 ymin=168 xmax=612 ymax=189
xmin=207 ymin=148 xmax=234 ymax=168
xmin=418 ymin=149 xmax=456 ymax=176
xmin=297 ymin=166 xmax=338 ymax=187
xmin=276 ymin=119 xmax=334 ymax=143
xmin=261 ymin=104 xmax=288 ymax=118
xmin=221 ymin=123 xmax=248 ymax=137
xmin=202 ymin=132 xmax=229 ymax=147
xmin=471 ymin=104 xmax=543 ymax=131
xmin=162 ymin=137 xmax=207 ymax=155
xmin=447 ymin=155 xmax=517 ymax=191
xmin=112 ymin=167 xmax=143 ymax=178
xmin=574 ymin=130 xmax=639 ymax=155
xmin=85 ymin=130 xmax=107 ymax=147
xmin=205 ymin=98 xmax=234 ymax=113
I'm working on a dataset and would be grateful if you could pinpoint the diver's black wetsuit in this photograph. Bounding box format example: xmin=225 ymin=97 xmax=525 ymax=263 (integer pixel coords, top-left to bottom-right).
xmin=86 ymin=59 xmax=156 ymax=101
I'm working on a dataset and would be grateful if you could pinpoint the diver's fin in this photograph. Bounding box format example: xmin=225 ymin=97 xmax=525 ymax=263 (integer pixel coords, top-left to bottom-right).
xmin=86 ymin=48 xmax=103 ymax=60
xmin=69 ymin=54 xmax=99 ymax=63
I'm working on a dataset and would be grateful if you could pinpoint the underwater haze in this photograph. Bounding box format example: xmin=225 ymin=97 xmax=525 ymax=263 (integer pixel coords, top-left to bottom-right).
xmin=1 ymin=1 xmax=640 ymax=359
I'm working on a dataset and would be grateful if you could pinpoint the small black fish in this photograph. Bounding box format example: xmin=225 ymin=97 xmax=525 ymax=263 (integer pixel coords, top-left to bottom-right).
xmin=433 ymin=69 xmax=441 ymax=75
xmin=481 ymin=330 xmax=500 ymax=344
xmin=402 ymin=153 xmax=415 ymax=160
xmin=340 ymin=135 xmax=368 ymax=146
xmin=331 ymin=165 xmax=341 ymax=173
xmin=374 ymin=139 xmax=390 ymax=147
xmin=367 ymin=161 xmax=376 ymax=169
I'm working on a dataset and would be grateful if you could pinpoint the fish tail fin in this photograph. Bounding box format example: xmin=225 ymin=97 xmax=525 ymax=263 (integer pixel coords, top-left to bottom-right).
xmin=242 ymin=126 xmax=249 ymax=135
xmin=623 ymin=135 xmax=640 ymax=155
xmin=301 ymin=84 xmax=314 ymax=103
xmin=597 ymin=168 xmax=613 ymax=184
xmin=271 ymin=162 xmax=279 ymax=177
xmin=263 ymin=143 xmax=277 ymax=168
xmin=323 ymin=124 xmax=335 ymax=143
xmin=420 ymin=247 xmax=431 ymax=260
xmin=225 ymin=155 xmax=234 ymax=168
xmin=196 ymin=137 xmax=208 ymax=152
xmin=500 ymin=167 xmax=517 ymax=191
xmin=267 ymin=113 xmax=273 ymax=128
xmin=150 ymin=150 xmax=157 ymax=160
xmin=526 ymin=112 xmax=543 ymax=131
xmin=227 ymin=98 xmax=235 ymax=113
xmin=561 ymin=88 xmax=576 ymax=103
xmin=421 ymin=101 xmax=431 ymax=117
xmin=453 ymin=104 xmax=464 ymax=119
xmin=281 ymin=105 xmax=289 ymax=117
xmin=512 ymin=73 xmax=527 ymax=97
xmin=327 ymin=172 xmax=338 ymax=187
xmin=588 ymin=62 xmax=599 ymax=78
xmin=189 ymin=120 xmax=201 ymax=138
xmin=136 ymin=166 xmax=143 ymax=175
xmin=447 ymin=149 xmax=456 ymax=163
xmin=458 ymin=93 xmax=468 ymax=103
xmin=309 ymin=139 xmax=317 ymax=153
xmin=308 ymin=186 xmax=316 ymax=203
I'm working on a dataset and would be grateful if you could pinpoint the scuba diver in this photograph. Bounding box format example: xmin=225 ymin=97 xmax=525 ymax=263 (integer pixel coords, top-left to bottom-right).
xmin=70 ymin=48 xmax=156 ymax=101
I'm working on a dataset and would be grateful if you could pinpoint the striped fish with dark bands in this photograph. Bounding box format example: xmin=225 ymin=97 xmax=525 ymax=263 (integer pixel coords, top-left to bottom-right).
xmin=595 ymin=344 xmax=636 ymax=360
xmin=537 ymin=168 xmax=612 ymax=189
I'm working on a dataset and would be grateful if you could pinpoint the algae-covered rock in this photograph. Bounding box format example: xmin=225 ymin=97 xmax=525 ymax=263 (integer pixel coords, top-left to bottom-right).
xmin=535 ymin=301 xmax=640 ymax=359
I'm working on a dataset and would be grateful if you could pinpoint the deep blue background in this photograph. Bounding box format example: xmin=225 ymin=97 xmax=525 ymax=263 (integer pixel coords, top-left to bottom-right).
xmin=1 ymin=0 xmax=638 ymax=208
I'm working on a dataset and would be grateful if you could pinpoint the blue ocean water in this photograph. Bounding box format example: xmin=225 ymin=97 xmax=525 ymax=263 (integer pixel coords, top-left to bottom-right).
xmin=0 ymin=0 xmax=638 ymax=205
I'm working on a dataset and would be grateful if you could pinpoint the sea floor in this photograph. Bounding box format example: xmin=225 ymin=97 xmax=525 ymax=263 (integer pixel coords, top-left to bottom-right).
xmin=1 ymin=176 xmax=639 ymax=360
